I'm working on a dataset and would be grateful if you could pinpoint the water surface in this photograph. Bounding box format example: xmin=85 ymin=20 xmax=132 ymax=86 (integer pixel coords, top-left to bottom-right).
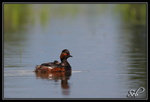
xmin=4 ymin=4 xmax=147 ymax=99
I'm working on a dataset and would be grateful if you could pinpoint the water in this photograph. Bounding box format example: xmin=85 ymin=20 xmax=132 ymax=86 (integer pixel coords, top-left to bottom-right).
xmin=3 ymin=4 xmax=147 ymax=99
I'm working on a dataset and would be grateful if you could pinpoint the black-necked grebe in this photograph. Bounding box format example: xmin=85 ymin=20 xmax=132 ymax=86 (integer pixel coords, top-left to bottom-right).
xmin=34 ymin=49 xmax=72 ymax=73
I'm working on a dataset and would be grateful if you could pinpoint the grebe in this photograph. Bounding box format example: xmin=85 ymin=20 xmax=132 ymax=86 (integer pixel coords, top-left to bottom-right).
xmin=34 ymin=49 xmax=72 ymax=73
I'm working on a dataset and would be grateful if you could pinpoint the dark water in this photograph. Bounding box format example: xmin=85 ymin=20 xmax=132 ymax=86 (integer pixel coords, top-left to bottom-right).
xmin=4 ymin=4 xmax=147 ymax=99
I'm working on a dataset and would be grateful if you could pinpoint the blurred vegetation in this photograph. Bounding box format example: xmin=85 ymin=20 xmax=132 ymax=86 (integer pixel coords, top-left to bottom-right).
xmin=115 ymin=4 xmax=147 ymax=25
xmin=3 ymin=4 xmax=147 ymax=34
xmin=4 ymin=4 xmax=31 ymax=33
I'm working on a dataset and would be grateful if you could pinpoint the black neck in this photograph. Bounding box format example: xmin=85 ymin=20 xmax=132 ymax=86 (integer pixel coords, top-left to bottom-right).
xmin=61 ymin=59 xmax=71 ymax=70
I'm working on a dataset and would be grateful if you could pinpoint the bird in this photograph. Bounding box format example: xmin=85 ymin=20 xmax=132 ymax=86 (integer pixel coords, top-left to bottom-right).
xmin=34 ymin=49 xmax=72 ymax=73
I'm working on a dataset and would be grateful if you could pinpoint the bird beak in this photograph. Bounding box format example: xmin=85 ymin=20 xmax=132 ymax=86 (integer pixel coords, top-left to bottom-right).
xmin=68 ymin=55 xmax=73 ymax=57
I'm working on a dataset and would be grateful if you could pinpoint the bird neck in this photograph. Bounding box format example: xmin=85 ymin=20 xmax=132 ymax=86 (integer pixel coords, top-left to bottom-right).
xmin=61 ymin=58 xmax=71 ymax=70
xmin=61 ymin=59 xmax=69 ymax=66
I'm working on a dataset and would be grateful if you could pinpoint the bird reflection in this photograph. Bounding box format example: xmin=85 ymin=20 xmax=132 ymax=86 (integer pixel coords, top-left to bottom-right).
xmin=35 ymin=71 xmax=71 ymax=95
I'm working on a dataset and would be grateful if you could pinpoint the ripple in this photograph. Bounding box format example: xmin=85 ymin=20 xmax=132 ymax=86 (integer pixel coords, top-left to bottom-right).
xmin=72 ymin=70 xmax=89 ymax=73
xmin=4 ymin=70 xmax=34 ymax=77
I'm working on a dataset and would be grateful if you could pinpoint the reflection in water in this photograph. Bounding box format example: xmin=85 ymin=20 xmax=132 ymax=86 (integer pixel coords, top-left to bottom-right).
xmin=4 ymin=4 xmax=32 ymax=33
xmin=4 ymin=4 xmax=147 ymax=98
xmin=35 ymin=71 xmax=71 ymax=96
xmin=119 ymin=21 xmax=147 ymax=98
xmin=116 ymin=4 xmax=146 ymax=25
